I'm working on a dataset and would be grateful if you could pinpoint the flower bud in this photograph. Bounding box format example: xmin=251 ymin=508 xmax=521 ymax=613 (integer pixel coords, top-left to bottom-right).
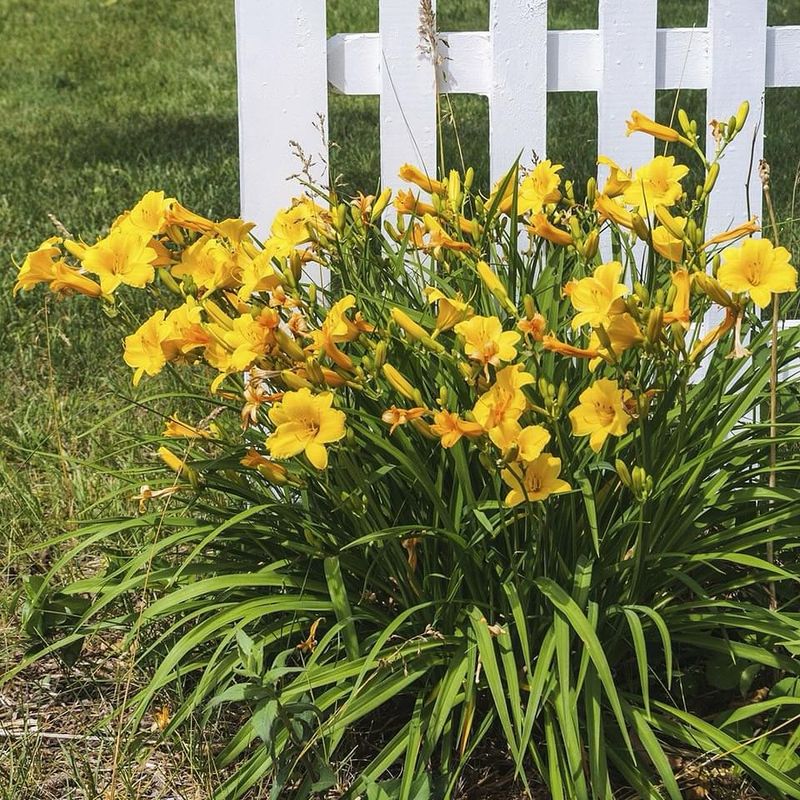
xmin=373 ymin=339 xmax=387 ymax=371
xmin=204 ymin=299 xmax=234 ymax=330
xmin=411 ymin=418 xmax=437 ymax=439
xmin=281 ymin=370 xmax=314 ymax=391
xmin=581 ymin=229 xmax=600 ymax=260
xmin=157 ymin=267 xmax=183 ymax=295
xmin=735 ymin=100 xmax=749 ymax=133
xmin=438 ymin=385 xmax=448 ymax=406
xmin=703 ymin=162 xmax=720 ymax=196
xmin=383 ymin=363 xmax=416 ymax=401
xmin=158 ymin=446 xmax=199 ymax=488
xmin=305 ymin=356 xmax=325 ymax=386
xmin=586 ymin=177 xmax=597 ymax=205
xmin=646 ymin=305 xmax=663 ymax=345
xmin=633 ymin=282 xmax=650 ymax=305
xmin=677 ymin=108 xmax=692 ymax=137
xmin=615 ymin=459 xmax=632 ymax=489
xmin=631 ymin=213 xmax=650 ymax=242
xmin=370 ymin=187 xmax=392 ymax=222
xmin=523 ymin=294 xmax=536 ymax=320
xmin=557 ymin=381 xmax=568 ymax=411
xmin=464 ymin=167 xmax=475 ymax=193
xmin=275 ymin=328 xmax=306 ymax=362
xmin=727 ymin=116 xmax=737 ymax=140
xmin=391 ymin=307 xmax=445 ymax=353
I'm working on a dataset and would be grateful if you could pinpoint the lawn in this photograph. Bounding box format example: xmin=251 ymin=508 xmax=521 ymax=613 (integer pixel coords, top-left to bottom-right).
xmin=2 ymin=0 xmax=800 ymax=796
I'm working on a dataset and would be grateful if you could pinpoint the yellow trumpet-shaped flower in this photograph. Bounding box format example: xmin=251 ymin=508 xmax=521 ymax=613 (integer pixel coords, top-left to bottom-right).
xmin=81 ymin=225 xmax=158 ymax=294
xmin=597 ymin=156 xmax=632 ymax=198
xmin=594 ymin=194 xmax=636 ymax=230
xmin=517 ymin=160 xmax=563 ymax=215
xmin=699 ymin=217 xmax=759 ymax=250
xmin=625 ymin=110 xmax=683 ymax=143
xmin=424 ymin=286 xmax=473 ymax=332
xmin=237 ymin=247 xmax=282 ymax=301
xmin=472 ymin=364 xmax=534 ymax=429
xmin=663 ymin=269 xmax=692 ymax=327
xmin=267 ymin=388 xmax=346 ymax=470
xmin=161 ymin=298 xmax=211 ymax=359
xmin=622 ymin=155 xmax=688 ymax=211
xmin=455 ymin=315 xmax=520 ymax=369
xmin=172 ymin=234 xmax=238 ymax=294
xmin=529 ymin=213 xmax=572 ymax=247
xmin=163 ymin=414 xmax=216 ymax=439
xmin=215 ymin=218 xmax=257 ymax=245
xmin=430 ymin=410 xmax=484 ymax=448
xmin=717 ymin=238 xmax=797 ymax=308
xmin=381 ymin=405 xmax=428 ymax=435
xmin=569 ymin=379 xmax=632 ymax=452
xmin=564 ymin=261 xmax=628 ymax=330
xmin=165 ymin=199 xmax=215 ymax=233
xmin=14 ymin=238 xmax=103 ymax=298
xmin=124 ymin=310 xmax=169 ymax=386
xmin=398 ymin=163 xmax=447 ymax=195
xmin=489 ymin=422 xmax=550 ymax=462
xmin=127 ymin=190 xmax=169 ymax=236
xmin=501 ymin=454 xmax=571 ymax=506
xmin=652 ymin=217 xmax=686 ymax=262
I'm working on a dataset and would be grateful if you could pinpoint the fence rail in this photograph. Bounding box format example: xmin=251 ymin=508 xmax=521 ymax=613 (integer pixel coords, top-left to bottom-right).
xmin=235 ymin=0 xmax=800 ymax=269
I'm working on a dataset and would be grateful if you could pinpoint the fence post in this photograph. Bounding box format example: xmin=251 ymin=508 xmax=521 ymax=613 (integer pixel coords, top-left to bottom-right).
xmin=235 ymin=0 xmax=329 ymax=284
xmin=705 ymin=1 xmax=767 ymax=248
xmin=597 ymin=0 xmax=657 ymax=176
xmin=379 ymin=0 xmax=439 ymax=193
xmin=489 ymin=0 xmax=548 ymax=184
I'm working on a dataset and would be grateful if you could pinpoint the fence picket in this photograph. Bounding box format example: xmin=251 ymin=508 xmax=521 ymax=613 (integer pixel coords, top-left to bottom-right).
xmin=235 ymin=0 xmax=328 ymax=266
xmin=379 ymin=0 xmax=439 ymax=194
xmin=489 ymin=0 xmax=548 ymax=184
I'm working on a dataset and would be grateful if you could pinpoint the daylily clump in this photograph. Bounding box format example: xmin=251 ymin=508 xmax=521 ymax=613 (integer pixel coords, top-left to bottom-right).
xmin=13 ymin=102 xmax=797 ymax=508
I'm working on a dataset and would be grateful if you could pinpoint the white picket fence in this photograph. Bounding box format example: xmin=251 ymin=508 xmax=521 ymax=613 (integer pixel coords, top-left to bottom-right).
xmin=235 ymin=0 xmax=800 ymax=248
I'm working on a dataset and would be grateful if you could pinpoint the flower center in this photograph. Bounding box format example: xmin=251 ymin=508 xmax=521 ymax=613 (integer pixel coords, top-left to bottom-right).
xmin=594 ymin=401 xmax=615 ymax=426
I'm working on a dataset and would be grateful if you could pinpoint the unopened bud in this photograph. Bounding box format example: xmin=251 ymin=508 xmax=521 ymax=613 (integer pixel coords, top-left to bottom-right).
xmin=281 ymin=370 xmax=314 ymax=391
xmin=586 ymin=177 xmax=597 ymax=205
xmin=634 ymin=282 xmax=650 ymax=305
xmin=677 ymin=109 xmax=692 ymax=137
xmin=383 ymin=364 xmax=416 ymax=401
xmin=582 ymin=229 xmax=600 ymax=260
xmin=703 ymin=162 xmax=720 ymax=196
xmin=735 ymin=100 xmax=749 ymax=133
xmin=464 ymin=167 xmax=475 ymax=193
xmin=646 ymin=305 xmax=663 ymax=344
xmin=371 ymin=187 xmax=392 ymax=221
xmin=615 ymin=459 xmax=632 ymax=489
xmin=275 ymin=328 xmax=306 ymax=362
xmin=374 ymin=340 xmax=387 ymax=370
xmin=305 ymin=356 xmax=325 ymax=386
xmin=557 ymin=381 xmax=568 ymax=411
xmin=631 ymin=213 xmax=650 ymax=242
xmin=523 ymin=294 xmax=536 ymax=320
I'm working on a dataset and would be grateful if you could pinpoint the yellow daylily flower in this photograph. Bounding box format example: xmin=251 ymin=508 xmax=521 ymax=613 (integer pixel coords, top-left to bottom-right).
xmin=381 ymin=405 xmax=428 ymax=435
xmin=588 ymin=313 xmax=644 ymax=369
xmin=171 ymin=234 xmax=238 ymax=293
xmin=625 ymin=110 xmax=684 ymax=143
xmin=501 ymin=454 xmax=571 ymax=506
xmin=163 ymin=414 xmax=215 ymax=439
xmin=472 ymin=364 xmax=534 ymax=429
xmin=424 ymin=286 xmax=473 ymax=332
xmin=652 ymin=217 xmax=686 ymax=262
xmin=489 ymin=421 xmax=550 ymax=462
xmin=597 ymin=156 xmax=632 ymax=198
xmin=398 ymin=163 xmax=447 ymax=195
xmin=569 ymin=378 xmax=632 ymax=452
xmin=430 ymin=410 xmax=484 ymax=448
xmin=663 ymin=269 xmax=692 ymax=327
xmin=700 ymin=217 xmax=759 ymax=250
xmin=529 ymin=212 xmax=572 ymax=247
xmin=594 ymin=193 xmax=636 ymax=229
xmin=622 ymin=155 xmax=689 ymax=211
xmin=127 ymin=190 xmax=169 ymax=236
xmin=215 ymin=218 xmax=257 ymax=245
xmin=161 ymin=298 xmax=210 ymax=359
xmin=165 ymin=199 xmax=215 ymax=233
xmin=517 ymin=160 xmax=563 ymax=215
xmin=454 ymin=315 xmax=520 ymax=370
xmin=81 ymin=224 xmax=158 ymax=294
xmin=124 ymin=310 xmax=168 ymax=385
xmin=518 ymin=312 xmax=546 ymax=342
xmin=266 ymin=388 xmax=346 ymax=470
xmin=237 ymin=247 xmax=282 ymax=301
xmin=717 ymin=238 xmax=796 ymax=309
xmin=564 ymin=261 xmax=628 ymax=329
xmin=542 ymin=334 xmax=601 ymax=360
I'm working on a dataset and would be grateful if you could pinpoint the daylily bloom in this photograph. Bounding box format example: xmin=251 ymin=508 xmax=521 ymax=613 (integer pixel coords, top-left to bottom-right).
xmin=455 ymin=315 xmax=520 ymax=370
xmin=430 ymin=410 xmax=484 ymax=448
xmin=163 ymin=414 xmax=215 ymax=439
xmin=424 ymin=286 xmax=473 ymax=332
xmin=240 ymin=449 xmax=289 ymax=483
xmin=124 ymin=310 xmax=168 ymax=385
xmin=382 ymin=405 xmax=428 ymax=434
xmin=127 ymin=190 xmax=169 ymax=236
xmin=237 ymin=247 xmax=282 ymax=301
xmin=161 ymin=298 xmax=211 ymax=360
xmin=690 ymin=307 xmax=737 ymax=362
xmin=398 ymin=163 xmax=447 ymax=195
xmin=589 ymin=312 xmax=644 ymax=363
xmin=569 ymin=379 xmax=632 ymax=452
xmin=82 ymin=224 xmax=158 ymax=294
xmin=597 ymin=156 xmax=632 ymax=198
xmin=518 ymin=312 xmax=546 ymax=342
xmin=563 ymin=261 xmax=628 ymax=329
xmin=542 ymin=334 xmax=601 ymax=360
xmin=625 ymin=110 xmax=684 ymax=143
xmin=622 ymin=155 xmax=688 ymax=211
xmin=663 ymin=269 xmax=692 ymax=327
xmin=489 ymin=422 xmax=550 ymax=462
xmin=172 ymin=235 xmax=238 ymax=293
xmin=501 ymin=454 xmax=571 ymax=506
xmin=700 ymin=217 xmax=759 ymax=250
xmin=165 ymin=199 xmax=215 ymax=233
xmin=215 ymin=217 xmax=257 ymax=245
xmin=307 ymin=294 xmax=363 ymax=370
xmin=717 ymin=238 xmax=796 ymax=308
xmin=472 ymin=364 xmax=534 ymax=429
xmin=594 ymin=193 xmax=636 ymax=229
xmin=652 ymin=217 xmax=686 ymax=262
xmin=267 ymin=388 xmax=346 ymax=469
xmin=132 ymin=484 xmax=182 ymax=514
xmin=529 ymin=213 xmax=572 ymax=247
xmin=517 ymin=160 xmax=563 ymax=215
